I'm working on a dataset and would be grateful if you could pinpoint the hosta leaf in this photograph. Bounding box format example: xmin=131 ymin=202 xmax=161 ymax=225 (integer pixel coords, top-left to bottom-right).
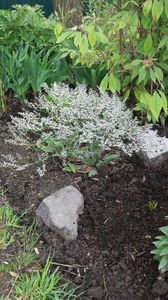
xmin=143 ymin=0 xmax=152 ymax=16
xmin=144 ymin=34 xmax=153 ymax=54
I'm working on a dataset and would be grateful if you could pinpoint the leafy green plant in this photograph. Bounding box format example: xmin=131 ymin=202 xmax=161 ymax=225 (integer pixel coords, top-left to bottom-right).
xmin=56 ymin=0 xmax=168 ymax=123
xmin=151 ymin=218 xmax=168 ymax=272
xmin=0 ymin=5 xmax=57 ymax=53
xmin=148 ymin=200 xmax=157 ymax=211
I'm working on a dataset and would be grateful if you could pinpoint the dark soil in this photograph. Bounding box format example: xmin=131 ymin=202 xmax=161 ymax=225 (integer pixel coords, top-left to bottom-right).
xmin=1 ymin=97 xmax=168 ymax=300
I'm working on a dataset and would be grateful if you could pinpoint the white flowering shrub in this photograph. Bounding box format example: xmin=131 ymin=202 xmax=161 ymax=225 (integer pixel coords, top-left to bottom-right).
xmin=1 ymin=83 xmax=146 ymax=174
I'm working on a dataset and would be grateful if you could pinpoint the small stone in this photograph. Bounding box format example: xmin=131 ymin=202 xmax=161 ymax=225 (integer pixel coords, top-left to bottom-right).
xmin=87 ymin=286 xmax=104 ymax=299
xmin=36 ymin=186 xmax=84 ymax=241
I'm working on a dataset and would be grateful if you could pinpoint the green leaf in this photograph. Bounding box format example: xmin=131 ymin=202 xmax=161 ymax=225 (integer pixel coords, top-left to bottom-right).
xmin=88 ymin=168 xmax=98 ymax=177
xmin=100 ymin=74 xmax=109 ymax=91
xmin=109 ymin=73 xmax=116 ymax=92
xmin=159 ymin=91 xmax=168 ymax=113
xmin=158 ymin=34 xmax=168 ymax=49
xmin=160 ymin=226 xmax=168 ymax=236
xmin=130 ymin=12 xmax=139 ymax=36
xmin=152 ymin=0 xmax=163 ymax=23
xmin=144 ymin=34 xmax=153 ymax=54
xmin=150 ymin=91 xmax=162 ymax=120
xmin=143 ymin=0 xmax=152 ymax=16
xmin=158 ymin=255 xmax=168 ymax=270
xmin=154 ymin=66 xmax=163 ymax=81
xmin=131 ymin=59 xmax=142 ymax=66
xmin=79 ymin=34 xmax=89 ymax=57
xmin=165 ymin=0 xmax=168 ymax=18
xmin=88 ymin=27 xmax=96 ymax=48
xmin=160 ymin=247 xmax=168 ymax=256
xmin=138 ymin=66 xmax=147 ymax=83
xmin=54 ymin=23 xmax=62 ymax=38
xmin=150 ymin=68 xmax=156 ymax=83
xmin=74 ymin=32 xmax=82 ymax=47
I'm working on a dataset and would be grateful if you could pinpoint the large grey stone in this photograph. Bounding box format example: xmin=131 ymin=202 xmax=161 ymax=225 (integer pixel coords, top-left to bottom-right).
xmin=138 ymin=125 xmax=168 ymax=167
xmin=36 ymin=186 xmax=84 ymax=241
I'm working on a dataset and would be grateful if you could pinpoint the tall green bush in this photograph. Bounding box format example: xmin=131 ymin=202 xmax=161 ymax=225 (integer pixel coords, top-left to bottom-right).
xmin=56 ymin=0 xmax=168 ymax=123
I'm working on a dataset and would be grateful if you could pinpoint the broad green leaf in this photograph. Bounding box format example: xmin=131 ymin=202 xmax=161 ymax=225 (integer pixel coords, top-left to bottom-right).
xmin=141 ymin=15 xmax=150 ymax=29
xmin=160 ymin=226 xmax=168 ymax=236
xmin=138 ymin=66 xmax=147 ymax=83
xmin=88 ymin=27 xmax=96 ymax=48
xmin=159 ymin=91 xmax=168 ymax=113
xmin=152 ymin=0 xmax=163 ymax=23
xmin=154 ymin=66 xmax=163 ymax=81
xmin=150 ymin=91 xmax=162 ymax=120
xmin=160 ymin=247 xmax=168 ymax=256
xmin=150 ymin=68 xmax=156 ymax=83
xmin=143 ymin=0 xmax=152 ymax=16
xmin=130 ymin=12 xmax=139 ymax=36
xmin=131 ymin=59 xmax=142 ymax=66
xmin=122 ymin=75 xmax=131 ymax=87
xmin=100 ymin=74 xmax=109 ymax=91
xmin=144 ymin=34 xmax=153 ymax=54
xmin=158 ymin=255 xmax=168 ymax=270
xmin=79 ymin=34 xmax=88 ymax=56
xmin=131 ymin=68 xmax=139 ymax=81
xmin=115 ymin=77 xmax=121 ymax=93
xmin=74 ymin=32 xmax=81 ymax=47
xmin=140 ymin=91 xmax=152 ymax=110
xmin=109 ymin=73 xmax=116 ymax=92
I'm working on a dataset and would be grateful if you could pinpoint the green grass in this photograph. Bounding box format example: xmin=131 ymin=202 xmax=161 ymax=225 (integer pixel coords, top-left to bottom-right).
xmin=0 ymin=196 xmax=81 ymax=299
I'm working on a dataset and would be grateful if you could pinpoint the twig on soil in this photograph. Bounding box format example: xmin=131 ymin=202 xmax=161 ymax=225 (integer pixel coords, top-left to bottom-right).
xmin=103 ymin=275 xmax=109 ymax=300
xmin=51 ymin=262 xmax=88 ymax=268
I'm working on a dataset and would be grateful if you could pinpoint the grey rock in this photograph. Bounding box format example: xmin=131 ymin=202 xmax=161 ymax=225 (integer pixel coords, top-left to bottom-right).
xmin=36 ymin=185 xmax=84 ymax=241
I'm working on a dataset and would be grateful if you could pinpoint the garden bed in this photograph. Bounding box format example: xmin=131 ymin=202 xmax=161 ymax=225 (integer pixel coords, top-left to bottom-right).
xmin=1 ymin=98 xmax=168 ymax=299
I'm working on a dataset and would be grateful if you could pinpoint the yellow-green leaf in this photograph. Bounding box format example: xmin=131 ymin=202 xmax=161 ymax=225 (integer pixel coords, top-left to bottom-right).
xmin=125 ymin=88 xmax=131 ymax=99
xmin=150 ymin=68 xmax=156 ymax=83
xmin=74 ymin=32 xmax=81 ymax=48
xmin=54 ymin=23 xmax=63 ymax=38
xmin=154 ymin=66 xmax=163 ymax=81
xmin=79 ymin=34 xmax=88 ymax=56
xmin=144 ymin=34 xmax=153 ymax=54
xmin=109 ymin=73 xmax=116 ymax=93
xmin=88 ymin=27 xmax=96 ymax=48
xmin=152 ymin=0 xmax=163 ymax=23
xmin=143 ymin=0 xmax=152 ymax=16
xmin=159 ymin=91 xmax=168 ymax=113
xmin=100 ymin=74 xmax=109 ymax=91
xmin=150 ymin=91 xmax=162 ymax=120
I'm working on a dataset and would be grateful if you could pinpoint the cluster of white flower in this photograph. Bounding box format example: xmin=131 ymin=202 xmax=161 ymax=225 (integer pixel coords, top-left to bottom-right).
xmin=6 ymin=83 xmax=146 ymax=158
